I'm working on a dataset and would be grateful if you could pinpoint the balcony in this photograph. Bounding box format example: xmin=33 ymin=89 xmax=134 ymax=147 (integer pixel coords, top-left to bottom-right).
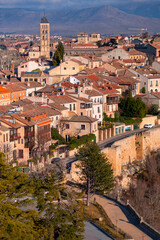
xmin=107 ymin=100 xmax=119 ymax=105
xmin=10 ymin=133 xmax=21 ymax=141
xmin=24 ymin=131 xmax=34 ymax=138
xmin=80 ymin=103 xmax=92 ymax=109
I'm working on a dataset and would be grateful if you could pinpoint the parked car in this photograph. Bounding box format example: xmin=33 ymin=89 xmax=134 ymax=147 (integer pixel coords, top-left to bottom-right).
xmin=144 ymin=124 xmax=153 ymax=129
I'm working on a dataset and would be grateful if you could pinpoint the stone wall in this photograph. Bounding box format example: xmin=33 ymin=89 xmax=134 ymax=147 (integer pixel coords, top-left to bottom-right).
xmin=102 ymin=128 xmax=160 ymax=175
xmin=69 ymin=127 xmax=160 ymax=180
xmin=102 ymin=135 xmax=137 ymax=175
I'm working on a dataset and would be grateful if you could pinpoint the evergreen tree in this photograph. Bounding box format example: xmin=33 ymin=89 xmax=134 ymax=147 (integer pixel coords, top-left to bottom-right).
xmin=77 ymin=142 xmax=114 ymax=206
xmin=57 ymin=42 xmax=64 ymax=60
xmin=52 ymin=49 xmax=61 ymax=66
xmin=0 ymin=153 xmax=85 ymax=239
xmin=119 ymin=96 xmax=146 ymax=118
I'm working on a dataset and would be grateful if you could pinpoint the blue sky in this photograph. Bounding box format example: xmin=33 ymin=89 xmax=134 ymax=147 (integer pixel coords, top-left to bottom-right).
xmin=0 ymin=0 xmax=156 ymax=9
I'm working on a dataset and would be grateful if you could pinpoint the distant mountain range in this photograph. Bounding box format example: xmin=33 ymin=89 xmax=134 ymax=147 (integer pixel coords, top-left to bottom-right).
xmin=114 ymin=2 xmax=160 ymax=19
xmin=0 ymin=5 xmax=160 ymax=36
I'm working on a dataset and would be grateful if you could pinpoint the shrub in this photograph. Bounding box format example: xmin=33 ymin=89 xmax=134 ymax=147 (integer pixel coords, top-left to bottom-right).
xmin=51 ymin=128 xmax=66 ymax=144
xmin=68 ymin=134 xmax=95 ymax=149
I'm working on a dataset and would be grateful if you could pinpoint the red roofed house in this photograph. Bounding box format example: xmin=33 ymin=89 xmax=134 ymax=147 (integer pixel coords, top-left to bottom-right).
xmin=0 ymin=86 xmax=11 ymax=105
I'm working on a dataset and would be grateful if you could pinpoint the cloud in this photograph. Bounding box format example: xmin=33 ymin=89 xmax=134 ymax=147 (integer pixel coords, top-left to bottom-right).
xmin=0 ymin=0 xmax=159 ymax=9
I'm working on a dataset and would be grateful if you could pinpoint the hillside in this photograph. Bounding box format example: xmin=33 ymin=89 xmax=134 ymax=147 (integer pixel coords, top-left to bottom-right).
xmin=1 ymin=5 xmax=160 ymax=36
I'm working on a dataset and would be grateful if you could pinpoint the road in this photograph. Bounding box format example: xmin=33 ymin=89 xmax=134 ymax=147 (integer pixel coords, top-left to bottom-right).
xmin=84 ymin=221 xmax=113 ymax=240
xmin=90 ymin=195 xmax=156 ymax=240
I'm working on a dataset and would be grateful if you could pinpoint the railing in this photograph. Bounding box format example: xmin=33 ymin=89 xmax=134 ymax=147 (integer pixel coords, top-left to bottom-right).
xmin=24 ymin=132 xmax=34 ymax=138
xmin=10 ymin=133 xmax=21 ymax=141
xmin=107 ymin=100 xmax=119 ymax=105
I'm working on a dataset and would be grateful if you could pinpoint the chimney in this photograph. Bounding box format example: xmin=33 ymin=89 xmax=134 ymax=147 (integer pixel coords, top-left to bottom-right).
xmin=12 ymin=63 xmax=15 ymax=76
xmin=42 ymin=93 xmax=44 ymax=104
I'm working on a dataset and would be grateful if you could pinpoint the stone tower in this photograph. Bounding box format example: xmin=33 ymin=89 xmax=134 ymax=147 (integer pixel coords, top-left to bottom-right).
xmin=40 ymin=15 xmax=50 ymax=58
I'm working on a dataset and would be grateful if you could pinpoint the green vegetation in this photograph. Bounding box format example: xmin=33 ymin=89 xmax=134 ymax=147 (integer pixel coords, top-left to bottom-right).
xmin=31 ymin=68 xmax=41 ymax=72
xmin=57 ymin=42 xmax=64 ymax=60
xmin=96 ymin=40 xmax=102 ymax=48
xmin=148 ymin=104 xmax=159 ymax=115
xmin=52 ymin=42 xmax=64 ymax=66
xmin=141 ymin=87 xmax=146 ymax=94
xmin=51 ymin=127 xmax=66 ymax=145
xmin=68 ymin=134 xmax=95 ymax=150
xmin=103 ymin=112 xmax=142 ymax=125
xmin=119 ymin=95 xmax=146 ymax=118
xmin=77 ymin=142 xmax=114 ymax=206
xmin=0 ymin=152 xmax=84 ymax=239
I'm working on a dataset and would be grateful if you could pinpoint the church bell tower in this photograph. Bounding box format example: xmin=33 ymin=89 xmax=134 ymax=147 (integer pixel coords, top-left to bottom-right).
xmin=40 ymin=14 xmax=50 ymax=58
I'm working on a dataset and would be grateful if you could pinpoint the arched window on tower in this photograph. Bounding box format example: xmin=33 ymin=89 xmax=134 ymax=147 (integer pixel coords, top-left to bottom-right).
xmin=46 ymin=30 xmax=48 ymax=34
xmin=42 ymin=36 xmax=44 ymax=40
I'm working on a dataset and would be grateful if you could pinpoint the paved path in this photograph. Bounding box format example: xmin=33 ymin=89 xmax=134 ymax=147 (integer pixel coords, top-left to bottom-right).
xmin=84 ymin=221 xmax=113 ymax=240
xmin=91 ymin=195 xmax=153 ymax=240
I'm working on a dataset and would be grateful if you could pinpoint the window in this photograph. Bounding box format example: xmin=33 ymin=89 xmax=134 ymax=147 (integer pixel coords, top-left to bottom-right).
xmin=2 ymin=95 xmax=3 ymax=99
xmin=23 ymin=92 xmax=24 ymax=96
xmin=97 ymin=107 xmax=100 ymax=113
xmin=69 ymin=104 xmax=72 ymax=111
xmin=6 ymin=133 xmax=8 ymax=141
xmin=80 ymin=103 xmax=85 ymax=109
xmin=156 ymin=80 xmax=158 ymax=86
xmin=150 ymin=81 xmax=153 ymax=87
xmin=81 ymin=112 xmax=83 ymax=116
xmin=34 ymin=78 xmax=38 ymax=82
xmin=66 ymin=124 xmax=70 ymax=129
xmin=16 ymin=94 xmax=18 ymax=97
xmin=64 ymin=67 xmax=66 ymax=70
xmin=3 ymin=134 xmax=5 ymax=142
xmin=81 ymin=124 xmax=85 ymax=130
xmin=73 ymin=104 xmax=76 ymax=110
xmin=25 ymin=78 xmax=28 ymax=82
xmin=99 ymin=114 xmax=101 ymax=119
xmin=29 ymin=78 xmax=33 ymax=82
xmin=19 ymin=150 xmax=23 ymax=158
xmin=72 ymin=67 xmax=75 ymax=70
xmin=20 ymin=93 xmax=21 ymax=96
xmin=21 ymin=139 xmax=23 ymax=144
xmin=56 ymin=116 xmax=58 ymax=120
xmin=18 ymin=138 xmax=20 ymax=144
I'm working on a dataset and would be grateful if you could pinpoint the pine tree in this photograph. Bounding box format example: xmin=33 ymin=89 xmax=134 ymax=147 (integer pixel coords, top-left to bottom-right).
xmin=52 ymin=49 xmax=61 ymax=66
xmin=77 ymin=142 xmax=114 ymax=206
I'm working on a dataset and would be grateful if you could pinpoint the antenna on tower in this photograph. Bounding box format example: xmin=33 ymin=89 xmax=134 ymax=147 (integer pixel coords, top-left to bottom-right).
xmin=44 ymin=9 xmax=45 ymax=17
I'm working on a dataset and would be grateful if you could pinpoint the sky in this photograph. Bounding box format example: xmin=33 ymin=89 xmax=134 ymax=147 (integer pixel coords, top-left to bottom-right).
xmin=0 ymin=0 xmax=158 ymax=10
